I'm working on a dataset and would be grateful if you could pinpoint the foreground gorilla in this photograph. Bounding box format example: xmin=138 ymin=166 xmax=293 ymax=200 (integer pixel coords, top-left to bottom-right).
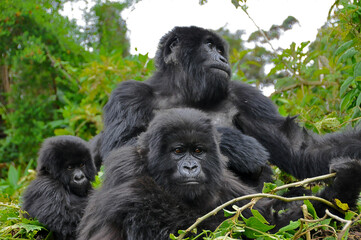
xmin=99 ymin=26 xmax=361 ymax=184
xmin=79 ymin=109 xmax=361 ymax=240
xmin=22 ymin=136 xmax=96 ymax=240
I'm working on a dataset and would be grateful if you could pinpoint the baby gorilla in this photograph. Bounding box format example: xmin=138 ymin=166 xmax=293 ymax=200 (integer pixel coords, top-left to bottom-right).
xmin=78 ymin=109 xmax=361 ymax=240
xmin=22 ymin=135 xmax=96 ymax=240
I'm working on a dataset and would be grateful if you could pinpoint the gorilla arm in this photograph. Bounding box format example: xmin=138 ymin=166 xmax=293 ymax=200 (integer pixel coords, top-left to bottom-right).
xmin=230 ymin=81 xmax=361 ymax=179
xmin=101 ymin=80 xmax=155 ymax=163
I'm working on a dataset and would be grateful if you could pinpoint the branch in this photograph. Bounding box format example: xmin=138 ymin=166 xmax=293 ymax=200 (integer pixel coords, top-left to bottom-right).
xmin=175 ymin=172 xmax=338 ymax=240
xmin=271 ymin=172 xmax=336 ymax=193
xmin=325 ymin=209 xmax=352 ymax=240
xmin=175 ymin=194 xmax=337 ymax=239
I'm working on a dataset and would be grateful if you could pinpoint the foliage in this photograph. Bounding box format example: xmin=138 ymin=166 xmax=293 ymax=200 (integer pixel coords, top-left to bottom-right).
xmin=0 ymin=201 xmax=50 ymax=239
xmin=83 ymin=0 xmax=130 ymax=56
xmin=268 ymin=0 xmax=361 ymax=133
xmin=0 ymin=0 xmax=90 ymax=171
xmin=170 ymin=173 xmax=360 ymax=240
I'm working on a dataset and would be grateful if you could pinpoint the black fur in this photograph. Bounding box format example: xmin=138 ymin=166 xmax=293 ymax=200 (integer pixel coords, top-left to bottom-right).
xmin=78 ymin=109 xmax=361 ymax=240
xmin=99 ymin=26 xmax=361 ymax=184
xmin=22 ymin=136 xmax=96 ymax=240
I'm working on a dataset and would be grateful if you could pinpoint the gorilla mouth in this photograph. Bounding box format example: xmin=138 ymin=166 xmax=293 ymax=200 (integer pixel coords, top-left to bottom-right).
xmin=209 ymin=64 xmax=231 ymax=76
xmin=183 ymin=181 xmax=200 ymax=185
xmin=180 ymin=179 xmax=201 ymax=185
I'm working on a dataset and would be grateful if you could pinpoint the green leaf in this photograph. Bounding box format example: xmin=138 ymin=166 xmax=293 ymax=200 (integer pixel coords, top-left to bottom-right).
xmin=340 ymin=91 xmax=355 ymax=112
xmin=340 ymin=76 xmax=354 ymax=96
xmin=354 ymin=62 xmax=361 ymax=78
xmin=303 ymin=200 xmax=317 ymax=219
xmin=262 ymin=182 xmax=277 ymax=193
xmin=334 ymin=39 xmax=354 ymax=56
xmin=243 ymin=216 xmax=274 ymax=238
xmin=337 ymin=47 xmax=358 ymax=64
xmin=251 ymin=209 xmax=269 ymax=224
xmin=277 ymin=220 xmax=300 ymax=232
xmin=356 ymin=92 xmax=361 ymax=107
xmin=8 ymin=165 xmax=19 ymax=188
xmin=223 ymin=209 xmax=236 ymax=217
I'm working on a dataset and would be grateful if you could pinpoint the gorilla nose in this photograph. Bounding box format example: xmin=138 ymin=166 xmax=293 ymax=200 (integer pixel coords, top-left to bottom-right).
xmin=218 ymin=55 xmax=228 ymax=64
xmin=181 ymin=161 xmax=200 ymax=177
xmin=74 ymin=172 xmax=85 ymax=184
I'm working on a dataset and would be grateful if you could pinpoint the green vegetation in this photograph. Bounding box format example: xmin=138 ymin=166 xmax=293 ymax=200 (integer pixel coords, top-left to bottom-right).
xmin=1 ymin=0 xmax=361 ymax=239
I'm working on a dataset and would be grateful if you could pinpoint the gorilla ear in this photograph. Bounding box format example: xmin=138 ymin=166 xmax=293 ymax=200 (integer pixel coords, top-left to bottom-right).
xmin=164 ymin=36 xmax=179 ymax=64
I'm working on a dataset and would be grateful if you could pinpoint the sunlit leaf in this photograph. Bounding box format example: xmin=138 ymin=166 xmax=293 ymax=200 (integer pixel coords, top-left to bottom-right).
xmin=335 ymin=198 xmax=349 ymax=211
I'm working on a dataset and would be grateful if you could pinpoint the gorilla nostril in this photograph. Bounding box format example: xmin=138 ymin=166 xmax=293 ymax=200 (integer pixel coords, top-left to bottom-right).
xmin=74 ymin=173 xmax=85 ymax=182
xmin=219 ymin=56 xmax=227 ymax=64
xmin=183 ymin=164 xmax=198 ymax=172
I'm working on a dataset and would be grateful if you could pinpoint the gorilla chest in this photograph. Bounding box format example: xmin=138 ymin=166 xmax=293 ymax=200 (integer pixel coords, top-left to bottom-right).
xmin=207 ymin=105 xmax=238 ymax=129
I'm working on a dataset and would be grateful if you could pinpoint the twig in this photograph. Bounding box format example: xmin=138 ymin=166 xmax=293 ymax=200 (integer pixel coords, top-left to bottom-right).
xmin=271 ymin=172 xmax=336 ymax=193
xmin=302 ymin=205 xmax=312 ymax=240
xmin=0 ymin=202 xmax=20 ymax=209
xmin=325 ymin=209 xmax=352 ymax=240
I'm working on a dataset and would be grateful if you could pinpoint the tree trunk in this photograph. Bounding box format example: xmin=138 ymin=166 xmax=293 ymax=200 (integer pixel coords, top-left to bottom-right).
xmin=0 ymin=64 xmax=10 ymax=105
xmin=0 ymin=64 xmax=10 ymax=139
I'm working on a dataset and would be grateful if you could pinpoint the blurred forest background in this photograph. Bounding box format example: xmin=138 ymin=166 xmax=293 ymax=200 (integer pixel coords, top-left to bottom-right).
xmin=0 ymin=0 xmax=361 ymax=239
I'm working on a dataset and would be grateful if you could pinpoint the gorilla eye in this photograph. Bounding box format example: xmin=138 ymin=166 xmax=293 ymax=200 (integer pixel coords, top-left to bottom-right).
xmin=206 ymin=41 xmax=213 ymax=49
xmin=174 ymin=147 xmax=185 ymax=154
xmin=67 ymin=165 xmax=74 ymax=170
xmin=79 ymin=163 xmax=85 ymax=168
xmin=194 ymin=148 xmax=203 ymax=154
xmin=169 ymin=37 xmax=179 ymax=50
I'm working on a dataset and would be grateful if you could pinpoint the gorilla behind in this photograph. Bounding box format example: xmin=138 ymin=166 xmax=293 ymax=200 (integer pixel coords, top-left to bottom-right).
xmin=22 ymin=135 xmax=96 ymax=240
xmin=78 ymin=108 xmax=361 ymax=240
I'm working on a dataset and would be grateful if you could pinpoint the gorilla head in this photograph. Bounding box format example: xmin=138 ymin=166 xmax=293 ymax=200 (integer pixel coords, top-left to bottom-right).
xmin=154 ymin=26 xmax=231 ymax=107
xmin=138 ymin=108 xmax=225 ymax=205
xmin=23 ymin=135 xmax=97 ymax=240
xmin=37 ymin=135 xmax=96 ymax=196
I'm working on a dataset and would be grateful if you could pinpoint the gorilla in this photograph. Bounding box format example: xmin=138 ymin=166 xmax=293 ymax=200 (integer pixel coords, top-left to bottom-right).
xmin=22 ymin=135 xmax=97 ymax=240
xmin=99 ymin=26 xmax=361 ymax=186
xmin=78 ymin=108 xmax=361 ymax=240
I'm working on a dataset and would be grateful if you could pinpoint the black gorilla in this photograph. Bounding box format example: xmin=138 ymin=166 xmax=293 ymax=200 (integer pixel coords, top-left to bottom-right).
xmin=99 ymin=26 xmax=361 ymax=186
xmin=22 ymin=136 xmax=96 ymax=240
xmin=78 ymin=109 xmax=361 ymax=240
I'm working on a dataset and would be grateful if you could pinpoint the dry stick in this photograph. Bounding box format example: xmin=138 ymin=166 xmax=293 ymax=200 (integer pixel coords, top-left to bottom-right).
xmin=0 ymin=202 xmax=20 ymax=209
xmin=271 ymin=172 xmax=336 ymax=193
xmin=325 ymin=209 xmax=352 ymax=240
xmin=176 ymin=172 xmax=337 ymax=240
xmin=293 ymin=224 xmax=337 ymax=240
xmin=301 ymin=205 xmax=312 ymax=240
xmin=294 ymin=213 xmax=338 ymax=239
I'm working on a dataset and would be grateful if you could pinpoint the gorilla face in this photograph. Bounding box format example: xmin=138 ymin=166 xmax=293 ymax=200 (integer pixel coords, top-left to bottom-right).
xmin=155 ymin=26 xmax=231 ymax=107
xmin=140 ymin=108 xmax=224 ymax=205
xmin=65 ymin=162 xmax=91 ymax=197
xmin=60 ymin=150 xmax=93 ymax=197
xmin=37 ymin=136 xmax=96 ymax=197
